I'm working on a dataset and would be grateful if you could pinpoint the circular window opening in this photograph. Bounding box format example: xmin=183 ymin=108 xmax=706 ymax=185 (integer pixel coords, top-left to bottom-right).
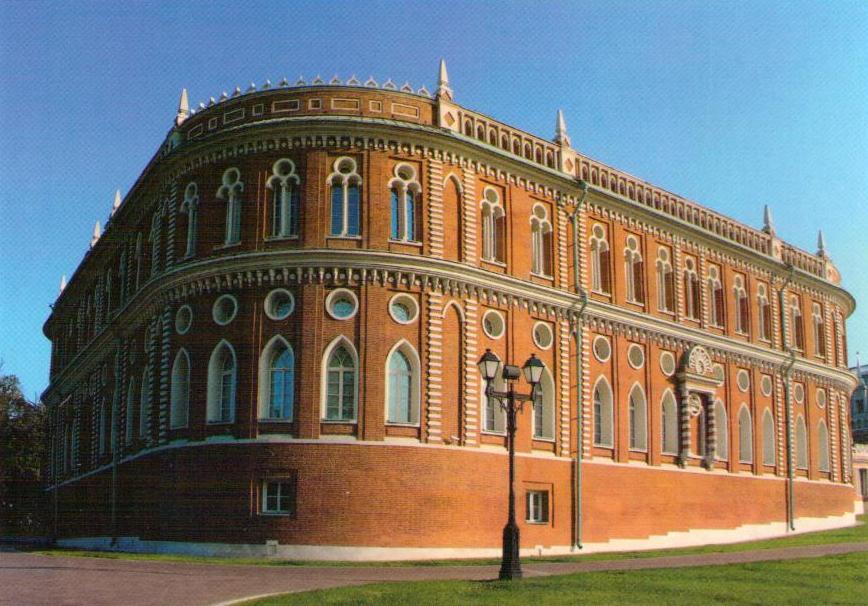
xmin=326 ymin=288 xmax=359 ymax=320
xmin=482 ymin=310 xmax=505 ymax=339
xmin=660 ymin=351 xmax=676 ymax=376
xmin=627 ymin=344 xmax=645 ymax=369
xmin=712 ymin=364 xmax=725 ymax=382
xmin=737 ymin=370 xmax=750 ymax=393
xmin=212 ymin=294 xmax=238 ymax=326
xmin=389 ymin=294 xmax=419 ymax=324
xmin=794 ymin=383 xmax=805 ymax=404
xmin=593 ymin=336 xmax=611 ymax=363
xmin=761 ymin=375 xmax=773 ymax=397
xmin=816 ymin=389 xmax=826 ymax=408
xmin=533 ymin=322 xmax=553 ymax=350
xmin=175 ymin=305 xmax=192 ymax=335
xmin=265 ymin=289 xmax=295 ymax=320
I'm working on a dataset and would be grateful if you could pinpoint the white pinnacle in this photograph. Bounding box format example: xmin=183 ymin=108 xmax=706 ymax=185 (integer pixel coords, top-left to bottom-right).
xmin=60 ymin=275 xmax=67 ymax=294
xmin=555 ymin=109 xmax=570 ymax=146
xmin=437 ymin=58 xmax=452 ymax=100
xmin=817 ymin=229 xmax=827 ymax=257
xmin=763 ymin=205 xmax=775 ymax=234
xmin=111 ymin=189 xmax=122 ymax=215
xmin=90 ymin=221 xmax=101 ymax=248
xmin=175 ymin=88 xmax=190 ymax=126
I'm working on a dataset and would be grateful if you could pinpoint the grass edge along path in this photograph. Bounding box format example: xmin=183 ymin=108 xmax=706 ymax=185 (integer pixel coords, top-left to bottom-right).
xmin=240 ymin=551 xmax=868 ymax=606
xmin=22 ymin=514 xmax=866 ymax=569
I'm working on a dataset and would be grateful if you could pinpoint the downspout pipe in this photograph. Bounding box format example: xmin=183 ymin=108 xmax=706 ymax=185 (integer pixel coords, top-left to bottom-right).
xmin=570 ymin=180 xmax=589 ymax=550
xmin=778 ymin=265 xmax=796 ymax=531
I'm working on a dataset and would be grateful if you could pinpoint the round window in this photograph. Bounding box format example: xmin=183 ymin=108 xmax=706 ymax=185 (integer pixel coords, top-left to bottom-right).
xmin=737 ymin=370 xmax=750 ymax=393
xmin=389 ymin=294 xmax=419 ymax=324
xmin=264 ymin=289 xmax=295 ymax=320
xmin=816 ymin=389 xmax=826 ymax=409
xmin=627 ymin=344 xmax=645 ymax=369
xmin=326 ymin=288 xmax=359 ymax=320
xmin=212 ymin=294 xmax=238 ymax=326
xmin=794 ymin=383 xmax=805 ymax=404
xmin=482 ymin=310 xmax=505 ymax=339
xmin=712 ymin=364 xmax=725 ymax=382
xmin=593 ymin=336 xmax=611 ymax=363
xmin=175 ymin=305 xmax=192 ymax=335
xmin=761 ymin=375 xmax=773 ymax=397
xmin=533 ymin=322 xmax=553 ymax=350
xmin=660 ymin=351 xmax=676 ymax=376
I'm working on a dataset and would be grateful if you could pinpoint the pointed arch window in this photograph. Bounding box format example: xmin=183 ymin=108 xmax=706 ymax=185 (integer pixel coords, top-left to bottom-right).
xmin=532 ymin=366 xmax=555 ymax=441
xmin=216 ymin=168 xmax=244 ymax=245
xmin=389 ymin=163 xmax=420 ymax=242
xmin=170 ymin=349 xmax=190 ymax=429
xmin=661 ymin=391 xmax=678 ymax=454
xmin=139 ymin=367 xmax=151 ymax=438
xmin=708 ymin=265 xmax=725 ymax=328
xmin=628 ymin=384 xmax=647 ymax=451
xmin=796 ymin=415 xmax=808 ymax=469
xmin=267 ymin=159 xmax=301 ymax=239
xmin=624 ymin=235 xmax=645 ymax=304
xmin=683 ymin=257 xmax=701 ymax=320
xmin=481 ymin=353 xmax=506 ymax=433
xmin=818 ymin=420 xmax=830 ymax=472
xmin=762 ymin=409 xmax=776 ymax=467
xmin=530 ymin=204 xmax=553 ymax=277
xmin=481 ymin=187 xmax=505 ymax=263
xmin=757 ymin=283 xmax=771 ymax=341
xmin=328 ymin=157 xmax=362 ymax=237
xmin=738 ymin=405 xmax=753 ymax=463
xmin=207 ymin=341 xmax=237 ymax=423
xmin=656 ymin=247 xmax=674 ymax=312
xmin=733 ymin=274 xmax=749 ymax=335
xmin=590 ymin=224 xmax=611 ymax=294
xmin=812 ymin=303 xmax=826 ymax=357
xmin=323 ymin=339 xmax=357 ymax=421
xmin=791 ymin=296 xmax=805 ymax=350
xmin=180 ymin=182 xmax=199 ymax=258
xmin=386 ymin=342 xmax=420 ymax=425
xmin=715 ymin=400 xmax=729 ymax=460
xmin=593 ymin=377 xmax=614 ymax=447
xmin=265 ymin=342 xmax=295 ymax=421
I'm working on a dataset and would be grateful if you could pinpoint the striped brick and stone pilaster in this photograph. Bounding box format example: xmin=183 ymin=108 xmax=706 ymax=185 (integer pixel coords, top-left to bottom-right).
xmin=425 ymin=291 xmax=444 ymax=443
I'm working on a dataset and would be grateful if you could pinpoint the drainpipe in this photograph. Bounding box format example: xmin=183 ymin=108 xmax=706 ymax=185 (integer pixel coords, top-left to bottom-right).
xmin=570 ymin=180 xmax=589 ymax=550
xmin=778 ymin=265 xmax=796 ymax=531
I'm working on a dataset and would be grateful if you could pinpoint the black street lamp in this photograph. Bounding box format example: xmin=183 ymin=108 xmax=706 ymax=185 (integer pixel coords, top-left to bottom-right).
xmin=477 ymin=348 xmax=544 ymax=581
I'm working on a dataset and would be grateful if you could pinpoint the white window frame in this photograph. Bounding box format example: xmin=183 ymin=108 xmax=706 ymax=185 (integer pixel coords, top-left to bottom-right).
xmin=384 ymin=340 xmax=421 ymax=426
xmin=530 ymin=204 xmax=552 ymax=277
xmin=180 ymin=182 xmax=199 ymax=258
xmin=389 ymin=163 xmax=421 ymax=243
xmin=661 ymin=390 xmax=678 ymax=455
xmin=526 ymin=490 xmax=549 ymax=524
xmin=532 ymin=365 xmax=555 ymax=441
xmin=628 ymin=383 xmax=647 ymax=452
xmin=170 ymin=348 xmax=190 ymax=429
xmin=207 ymin=340 xmax=237 ymax=424
xmin=327 ymin=157 xmax=362 ymax=237
xmin=480 ymin=187 xmax=505 ymax=263
xmin=320 ymin=336 xmax=359 ymax=422
xmin=216 ymin=167 xmax=244 ymax=245
xmin=261 ymin=479 xmax=295 ymax=516
xmin=592 ymin=376 xmax=614 ymax=448
xmin=258 ymin=335 xmax=295 ymax=422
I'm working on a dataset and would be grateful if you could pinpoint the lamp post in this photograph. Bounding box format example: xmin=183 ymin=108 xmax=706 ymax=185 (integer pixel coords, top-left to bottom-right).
xmin=477 ymin=348 xmax=544 ymax=581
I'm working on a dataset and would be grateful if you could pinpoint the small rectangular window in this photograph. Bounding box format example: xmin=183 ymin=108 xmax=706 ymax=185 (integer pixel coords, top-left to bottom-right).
xmin=262 ymin=479 xmax=296 ymax=515
xmin=526 ymin=490 xmax=549 ymax=524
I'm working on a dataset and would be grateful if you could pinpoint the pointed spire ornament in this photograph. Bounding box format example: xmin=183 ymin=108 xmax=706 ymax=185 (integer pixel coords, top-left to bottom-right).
xmin=817 ymin=229 xmax=827 ymax=257
xmin=60 ymin=275 xmax=67 ymax=294
xmin=279 ymin=76 xmax=289 ymax=87
xmin=219 ymin=91 xmax=228 ymax=101
xmin=329 ymin=74 xmax=341 ymax=85
xmin=383 ymin=78 xmax=397 ymax=90
xmin=401 ymin=81 xmax=413 ymax=93
xmin=90 ymin=221 xmax=101 ymax=248
xmin=365 ymin=76 xmax=378 ymax=88
xmin=232 ymin=86 xmax=242 ymax=97
xmin=436 ymin=58 xmax=453 ymax=100
xmin=296 ymin=75 xmax=306 ymax=86
xmin=111 ymin=190 xmax=122 ymax=215
xmin=555 ymin=109 xmax=570 ymax=146
xmin=209 ymin=96 xmax=216 ymax=106
xmin=175 ymin=88 xmax=190 ymax=126
xmin=247 ymin=82 xmax=257 ymax=92
xmin=262 ymin=79 xmax=272 ymax=90
xmin=762 ymin=205 xmax=775 ymax=235
xmin=312 ymin=75 xmax=324 ymax=85
xmin=347 ymin=74 xmax=360 ymax=86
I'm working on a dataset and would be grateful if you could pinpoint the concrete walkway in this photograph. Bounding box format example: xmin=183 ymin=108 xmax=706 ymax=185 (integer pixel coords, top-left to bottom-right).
xmin=1 ymin=542 xmax=866 ymax=606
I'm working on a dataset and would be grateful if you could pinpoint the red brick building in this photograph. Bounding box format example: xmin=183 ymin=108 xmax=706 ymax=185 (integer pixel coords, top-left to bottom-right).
xmin=42 ymin=63 xmax=862 ymax=559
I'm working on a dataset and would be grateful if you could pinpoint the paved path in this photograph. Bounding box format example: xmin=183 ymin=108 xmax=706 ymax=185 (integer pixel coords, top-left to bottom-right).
xmin=1 ymin=542 xmax=866 ymax=606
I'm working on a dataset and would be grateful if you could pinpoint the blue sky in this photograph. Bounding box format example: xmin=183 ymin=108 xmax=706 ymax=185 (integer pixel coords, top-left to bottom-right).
xmin=1 ymin=0 xmax=866 ymax=400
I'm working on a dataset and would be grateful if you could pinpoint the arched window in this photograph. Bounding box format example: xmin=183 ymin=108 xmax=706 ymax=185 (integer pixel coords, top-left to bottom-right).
xmin=684 ymin=257 xmax=701 ymax=320
xmin=733 ymin=275 xmax=749 ymax=334
xmin=624 ymin=235 xmax=645 ymax=304
xmin=389 ymin=164 xmax=420 ymax=242
xmin=322 ymin=338 xmax=358 ymax=421
xmin=125 ymin=377 xmax=136 ymax=445
xmin=386 ymin=341 xmax=420 ymax=425
xmin=216 ymin=168 xmax=244 ymax=245
xmin=530 ymin=204 xmax=553 ymax=276
xmin=139 ymin=367 xmax=151 ymax=438
xmin=170 ymin=349 xmax=190 ymax=429
xmin=818 ymin=419 xmax=830 ymax=472
xmin=266 ymin=159 xmax=300 ymax=238
xmin=796 ymin=415 xmax=808 ymax=469
xmin=757 ymin=283 xmax=771 ymax=341
xmin=661 ymin=390 xmax=678 ymax=454
xmin=628 ymin=384 xmax=647 ymax=451
xmin=207 ymin=340 xmax=237 ymax=423
xmin=738 ymin=405 xmax=752 ymax=463
xmin=97 ymin=398 xmax=108 ymax=456
xmin=715 ymin=400 xmax=728 ymax=460
xmin=791 ymin=296 xmax=805 ymax=350
xmin=481 ymin=187 xmax=505 ymax=263
xmin=481 ymin=352 xmax=506 ymax=433
xmin=590 ymin=224 xmax=611 ymax=294
xmin=328 ymin=157 xmax=362 ymax=237
xmin=258 ymin=336 xmax=295 ymax=421
xmin=708 ymin=265 xmax=725 ymax=328
xmin=532 ymin=366 xmax=555 ymax=441
xmin=812 ymin=303 xmax=826 ymax=357
xmin=180 ymin=182 xmax=199 ymax=258
xmin=656 ymin=247 xmax=674 ymax=312
xmin=762 ymin=409 xmax=775 ymax=466
xmin=593 ymin=377 xmax=614 ymax=447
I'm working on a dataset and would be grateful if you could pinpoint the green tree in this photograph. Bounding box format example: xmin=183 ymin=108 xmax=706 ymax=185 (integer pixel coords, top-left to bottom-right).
xmin=0 ymin=370 xmax=47 ymax=536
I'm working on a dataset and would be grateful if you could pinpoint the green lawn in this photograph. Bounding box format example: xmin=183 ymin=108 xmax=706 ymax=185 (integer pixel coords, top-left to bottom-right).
xmin=26 ymin=515 xmax=866 ymax=568
xmin=245 ymin=552 xmax=868 ymax=605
